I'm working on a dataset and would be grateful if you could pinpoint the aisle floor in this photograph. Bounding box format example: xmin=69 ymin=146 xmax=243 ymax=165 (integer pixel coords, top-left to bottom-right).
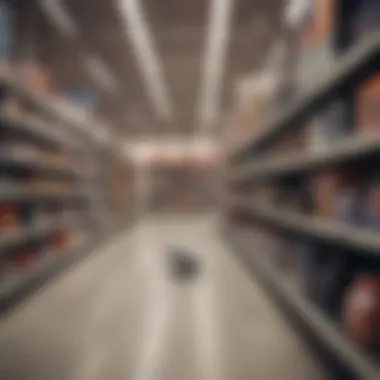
xmin=0 ymin=215 xmax=328 ymax=380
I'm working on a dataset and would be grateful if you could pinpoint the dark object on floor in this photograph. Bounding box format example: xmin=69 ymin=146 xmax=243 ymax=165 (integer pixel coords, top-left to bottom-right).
xmin=168 ymin=246 xmax=200 ymax=281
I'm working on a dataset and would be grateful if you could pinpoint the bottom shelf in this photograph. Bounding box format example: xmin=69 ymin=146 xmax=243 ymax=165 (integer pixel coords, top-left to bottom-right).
xmin=0 ymin=232 xmax=107 ymax=316
xmin=225 ymin=223 xmax=379 ymax=380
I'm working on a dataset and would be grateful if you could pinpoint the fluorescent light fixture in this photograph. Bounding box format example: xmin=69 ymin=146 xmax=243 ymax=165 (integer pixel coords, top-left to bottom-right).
xmin=197 ymin=0 xmax=234 ymax=131
xmin=83 ymin=54 xmax=119 ymax=95
xmin=116 ymin=0 xmax=174 ymax=121
xmin=39 ymin=0 xmax=78 ymax=38
xmin=284 ymin=0 xmax=310 ymax=28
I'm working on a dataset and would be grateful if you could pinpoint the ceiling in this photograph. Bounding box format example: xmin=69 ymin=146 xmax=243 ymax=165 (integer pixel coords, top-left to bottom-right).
xmin=10 ymin=0 xmax=292 ymax=139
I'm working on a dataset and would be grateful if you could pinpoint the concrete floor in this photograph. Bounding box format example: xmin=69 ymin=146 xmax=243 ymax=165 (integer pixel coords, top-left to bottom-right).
xmin=0 ymin=215 xmax=328 ymax=380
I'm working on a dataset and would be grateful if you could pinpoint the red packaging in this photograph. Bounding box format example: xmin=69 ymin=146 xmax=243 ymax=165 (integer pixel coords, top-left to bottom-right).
xmin=356 ymin=75 xmax=380 ymax=134
xmin=15 ymin=250 xmax=35 ymax=270
xmin=343 ymin=275 xmax=380 ymax=349
xmin=0 ymin=203 xmax=19 ymax=231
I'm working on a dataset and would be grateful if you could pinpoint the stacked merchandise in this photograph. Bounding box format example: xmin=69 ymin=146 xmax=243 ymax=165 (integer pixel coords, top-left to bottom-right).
xmin=230 ymin=0 xmax=380 ymax=369
xmin=275 ymin=0 xmax=380 ymax=359
xmin=296 ymin=0 xmax=353 ymax=152
xmin=0 ymin=71 xmax=108 ymax=307
xmin=224 ymin=40 xmax=285 ymax=154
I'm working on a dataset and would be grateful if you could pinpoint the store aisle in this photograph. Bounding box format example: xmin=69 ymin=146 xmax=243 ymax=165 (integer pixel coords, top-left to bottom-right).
xmin=0 ymin=215 xmax=327 ymax=380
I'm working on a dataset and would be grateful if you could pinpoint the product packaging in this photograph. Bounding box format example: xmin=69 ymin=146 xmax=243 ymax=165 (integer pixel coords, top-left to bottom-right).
xmin=343 ymin=274 xmax=380 ymax=351
xmin=0 ymin=203 xmax=19 ymax=231
xmin=296 ymin=1 xmax=353 ymax=149
xmin=15 ymin=249 xmax=35 ymax=270
xmin=311 ymin=172 xmax=339 ymax=217
xmin=356 ymin=75 xmax=380 ymax=134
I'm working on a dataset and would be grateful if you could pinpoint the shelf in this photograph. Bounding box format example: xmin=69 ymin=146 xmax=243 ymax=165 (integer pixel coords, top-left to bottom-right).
xmin=229 ymin=196 xmax=380 ymax=257
xmin=0 ymin=216 xmax=84 ymax=255
xmin=0 ymin=152 xmax=79 ymax=177
xmin=230 ymin=134 xmax=380 ymax=188
xmin=0 ymin=227 xmax=113 ymax=314
xmin=226 ymin=227 xmax=379 ymax=380
xmin=1 ymin=75 xmax=86 ymax=134
xmin=229 ymin=34 xmax=380 ymax=164
xmin=0 ymin=74 xmax=111 ymax=150
xmin=0 ymin=186 xmax=87 ymax=203
xmin=0 ymin=237 xmax=94 ymax=312
xmin=0 ymin=110 xmax=83 ymax=151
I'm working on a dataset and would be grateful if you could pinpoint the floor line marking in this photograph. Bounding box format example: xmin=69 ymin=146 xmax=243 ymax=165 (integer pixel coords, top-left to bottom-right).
xmin=192 ymin=245 xmax=223 ymax=380
xmin=131 ymin=222 xmax=172 ymax=380
xmin=75 ymin=234 xmax=142 ymax=380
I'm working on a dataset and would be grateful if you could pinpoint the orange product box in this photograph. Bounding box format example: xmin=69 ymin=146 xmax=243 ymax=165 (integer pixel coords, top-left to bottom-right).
xmin=0 ymin=204 xmax=19 ymax=231
xmin=313 ymin=0 xmax=335 ymax=44
xmin=356 ymin=75 xmax=380 ymax=133
xmin=311 ymin=171 xmax=339 ymax=217
xmin=15 ymin=250 xmax=35 ymax=270
xmin=301 ymin=0 xmax=335 ymax=47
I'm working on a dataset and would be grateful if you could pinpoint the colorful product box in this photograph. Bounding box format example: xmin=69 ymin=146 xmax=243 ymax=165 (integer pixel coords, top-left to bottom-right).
xmin=296 ymin=1 xmax=352 ymax=149
xmin=348 ymin=1 xmax=380 ymax=138
xmin=356 ymin=75 xmax=380 ymax=134
xmin=311 ymin=171 xmax=339 ymax=217
xmin=343 ymin=274 xmax=380 ymax=350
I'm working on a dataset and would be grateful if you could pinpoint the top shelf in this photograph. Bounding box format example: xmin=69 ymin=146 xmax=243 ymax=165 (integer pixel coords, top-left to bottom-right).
xmin=229 ymin=133 xmax=380 ymax=188
xmin=0 ymin=74 xmax=110 ymax=148
xmin=229 ymin=34 xmax=380 ymax=165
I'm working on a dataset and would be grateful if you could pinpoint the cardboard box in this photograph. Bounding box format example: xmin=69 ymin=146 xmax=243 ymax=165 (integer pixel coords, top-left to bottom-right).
xmin=356 ymin=75 xmax=380 ymax=134
xmin=311 ymin=171 xmax=339 ymax=217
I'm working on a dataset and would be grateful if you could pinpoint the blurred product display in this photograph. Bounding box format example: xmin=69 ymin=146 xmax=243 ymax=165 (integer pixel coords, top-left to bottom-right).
xmin=227 ymin=0 xmax=380 ymax=377
xmin=0 ymin=50 xmax=132 ymax=312
xmin=4 ymin=0 xmax=380 ymax=378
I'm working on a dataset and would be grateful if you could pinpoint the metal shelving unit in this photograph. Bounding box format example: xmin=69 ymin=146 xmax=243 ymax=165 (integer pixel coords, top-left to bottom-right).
xmin=0 ymin=111 xmax=82 ymax=151
xmin=229 ymin=35 xmax=380 ymax=165
xmin=230 ymin=196 xmax=380 ymax=257
xmin=226 ymin=34 xmax=380 ymax=380
xmin=230 ymin=134 xmax=380 ymax=189
xmin=226 ymin=227 xmax=379 ymax=380
xmin=0 ymin=70 xmax=125 ymax=314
